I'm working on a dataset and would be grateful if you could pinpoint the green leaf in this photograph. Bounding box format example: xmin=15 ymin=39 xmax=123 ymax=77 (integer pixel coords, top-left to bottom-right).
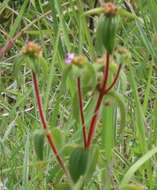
xmin=9 ymin=0 xmax=29 ymax=37
xmin=147 ymin=0 xmax=157 ymax=34
xmin=69 ymin=147 xmax=89 ymax=183
xmin=50 ymin=98 xmax=60 ymax=128
xmin=121 ymin=183 xmax=146 ymax=190
xmin=107 ymin=91 xmax=126 ymax=134
xmin=82 ymin=63 xmax=97 ymax=93
xmin=119 ymin=71 xmax=128 ymax=93
xmin=51 ymin=128 xmax=65 ymax=150
xmin=85 ymin=145 xmax=99 ymax=180
xmin=128 ymin=64 xmax=147 ymax=153
xmin=33 ymin=129 xmax=44 ymax=160
xmin=13 ymin=56 xmax=24 ymax=87
xmin=84 ymin=7 xmax=104 ymax=16
xmin=120 ymin=146 xmax=157 ymax=187
xmin=62 ymin=144 xmax=78 ymax=157
xmin=62 ymin=65 xmax=72 ymax=90
xmin=72 ymin=92 xmax=80 ymax=123
xmin=22 ymin=132 xmax=30 ymax=187
xmin=117 ymin=8 xmax=140 ymax=21
xmin=73 ymin=177 xmax=84 ymax=190
xmin=38 ymin=57 xmax=49 ymax=78
xmin=101 ymin=100 xmax=115 ymax=189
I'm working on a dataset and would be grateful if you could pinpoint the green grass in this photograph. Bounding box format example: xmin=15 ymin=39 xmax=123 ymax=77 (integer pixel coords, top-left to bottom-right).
xmin=1 ymin=0 xmax=157 ymax=189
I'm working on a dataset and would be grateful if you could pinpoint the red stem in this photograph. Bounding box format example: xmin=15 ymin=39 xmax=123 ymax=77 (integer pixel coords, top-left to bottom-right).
xmin=77 ymin=77 xmax=87 ymax=148
xmin=86 ymin=52 xmax=110 ymax=148
xmin=104 ymin=64 xmax=122 ymax=93
xmin=32 ymin=72 xmax=67 ymax=174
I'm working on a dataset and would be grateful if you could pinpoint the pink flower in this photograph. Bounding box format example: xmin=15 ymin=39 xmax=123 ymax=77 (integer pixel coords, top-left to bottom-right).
xmin=65 ymin=53 xmax=75 ymax=64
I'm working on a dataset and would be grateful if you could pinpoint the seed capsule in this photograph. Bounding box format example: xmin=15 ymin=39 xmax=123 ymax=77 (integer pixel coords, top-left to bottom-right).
xmin=22 ymin=41 xmax=42 ymax=58
xmin=96 ymin=3 xmax=118 ymax=55
xmin=96 ymin=16 xmax=117 ymax=54
xmin=102 ymin=16 xmax=117 ymax=53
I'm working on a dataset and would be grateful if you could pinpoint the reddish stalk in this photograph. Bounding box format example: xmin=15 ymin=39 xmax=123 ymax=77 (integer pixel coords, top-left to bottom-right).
xmin=86 ymin=52 xmax=110 ymax=148
xmin=104 ymin=64 xmax=122 ymax=93
xmin=77 ymin=77 xmax=87 ymax=148
xmin=32 ymin=72 xmax=67 ymax=174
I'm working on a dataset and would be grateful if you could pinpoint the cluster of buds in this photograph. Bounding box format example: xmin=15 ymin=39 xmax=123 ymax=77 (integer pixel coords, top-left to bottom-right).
xmin=21 ymin=41 xmax=42 ymax=58
xmin=103 ymin=2 xmax=118 ymax=17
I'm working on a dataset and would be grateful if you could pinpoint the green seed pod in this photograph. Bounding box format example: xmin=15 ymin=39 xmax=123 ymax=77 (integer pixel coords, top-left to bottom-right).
xmin=96 ymin=16 xmax=117 ymax=55
xmin=33 ymin=129 xmax=44 ymax=160
xmin=96 ymin=16 xmax=106 ymax=56
xmin=69 ymin=147 xmax=89 ymax=183
xmin=102 ymin=16 xmax=117 ymax=53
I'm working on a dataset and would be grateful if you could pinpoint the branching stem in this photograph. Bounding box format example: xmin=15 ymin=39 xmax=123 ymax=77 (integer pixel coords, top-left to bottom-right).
xmin=104 ymin=64 xmax=122 ymax=93
xmin=86 ymin=52 xmax=110 ymax=148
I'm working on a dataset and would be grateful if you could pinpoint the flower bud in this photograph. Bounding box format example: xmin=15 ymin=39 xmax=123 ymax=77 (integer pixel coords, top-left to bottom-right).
xmin=65 ymin=53 xmax=87 ymax=67
xmin=72 ymin=55 xmax=87 ymax=66
xmin=103 ymin=2 xmax=118 ymax=17
xmin=22 ymin=41 xmax=42 ymax=58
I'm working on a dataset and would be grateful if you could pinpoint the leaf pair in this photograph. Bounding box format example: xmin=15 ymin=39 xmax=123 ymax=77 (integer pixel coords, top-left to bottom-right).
xmin=68 ymin=145 xmax=99 ymax=183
